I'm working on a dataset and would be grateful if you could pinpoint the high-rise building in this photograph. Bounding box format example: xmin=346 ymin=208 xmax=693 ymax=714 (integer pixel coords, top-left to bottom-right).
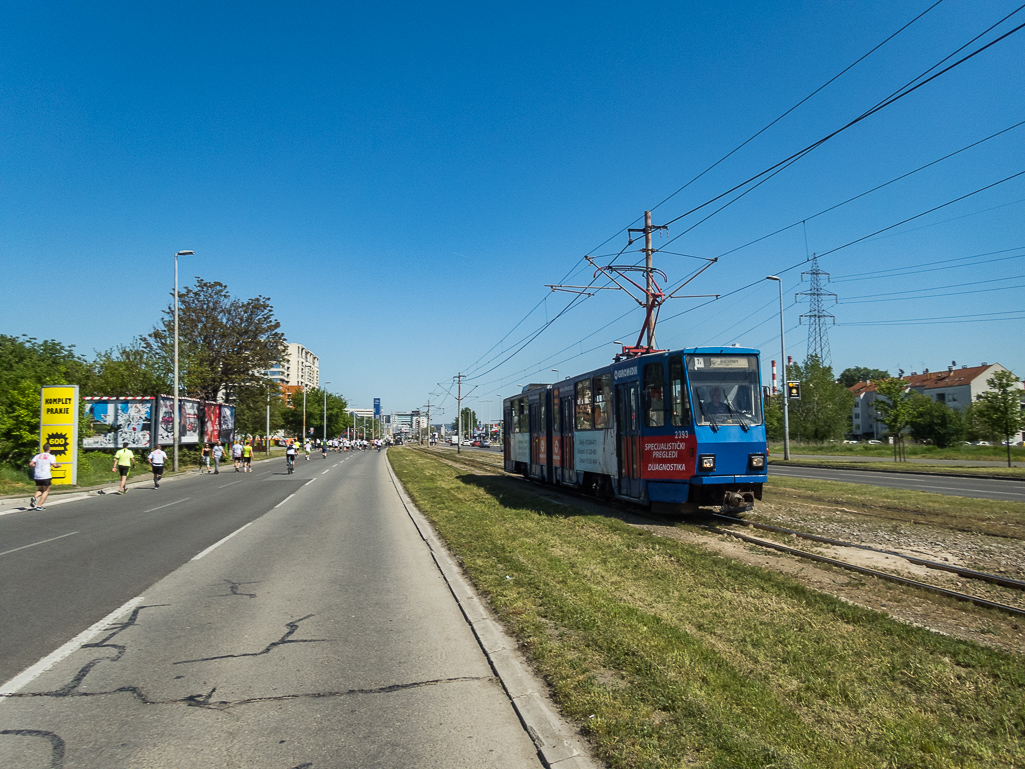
xmin=266 ymin=343 xmax=320 ymax=403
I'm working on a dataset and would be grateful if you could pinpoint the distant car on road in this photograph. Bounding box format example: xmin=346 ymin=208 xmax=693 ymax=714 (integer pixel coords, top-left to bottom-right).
xmin=480 ymin=439 xmax=491 ymax=448
xmin=461 ymin=439 xmax=473 ymax=445
xmin=867 ymin=440 xmax=882 ymax=445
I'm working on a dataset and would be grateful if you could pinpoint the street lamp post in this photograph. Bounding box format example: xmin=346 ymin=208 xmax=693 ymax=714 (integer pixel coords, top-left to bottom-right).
xmin=172 ymin=249 xmax=194 ymax=473
xmin=766 ymin=276 xmax=791 ymax=460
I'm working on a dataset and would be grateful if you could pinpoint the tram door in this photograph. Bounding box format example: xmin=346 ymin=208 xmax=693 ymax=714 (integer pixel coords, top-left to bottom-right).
xmin=560 ymin=394 xmax=574 ymax=483
xmin=529 ymin=401 xmax=540 ymax=476
xmin=616 ymin=381 xmax=642 ymax=498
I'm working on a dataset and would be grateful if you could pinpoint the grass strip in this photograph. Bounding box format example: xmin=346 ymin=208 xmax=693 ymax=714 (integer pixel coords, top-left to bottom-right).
xmin=770 ymin=443 xmax=1025 ymax=463
xmin=771 ymin=459 xmax=1025 ymax=479
xmin=390 ymin=447 xmax=1025 ymax=769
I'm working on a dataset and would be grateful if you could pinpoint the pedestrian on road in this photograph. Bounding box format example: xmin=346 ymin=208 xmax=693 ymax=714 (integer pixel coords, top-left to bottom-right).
xmin=242 ymin=440 xmax=253 ymax=472
xmin=28 ymin=442 xmax=61 ymax=510
xmin=232 ymin=440 xmax=243 ymax=471
xmin=147 ymin=445 xmax=167 ymax=488
xmin=202 ymin=443 xmax=211 ymax=473
xmin=112 ymin=442 xmax=135 ymax=494
xmin=213 ymin=441 xmax=224 ymax=474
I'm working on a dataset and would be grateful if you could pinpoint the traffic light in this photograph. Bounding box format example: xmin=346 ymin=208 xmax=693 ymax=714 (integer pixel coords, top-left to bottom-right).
xmin=787 ymin=381 xmax=801 ymax=400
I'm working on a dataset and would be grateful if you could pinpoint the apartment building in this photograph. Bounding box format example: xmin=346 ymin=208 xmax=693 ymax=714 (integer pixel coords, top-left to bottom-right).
xmin=849 ymin=362 xmax=1019 ymax=439
xmin=266 ymin=343 xmax=320 ymax=404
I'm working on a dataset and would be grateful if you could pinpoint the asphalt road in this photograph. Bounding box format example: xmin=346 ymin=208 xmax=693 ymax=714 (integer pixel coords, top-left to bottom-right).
xmin=770 ymin=464 xmax=1025 ymax=503
xmin=0 ymin=451 xmax=550 ymax=768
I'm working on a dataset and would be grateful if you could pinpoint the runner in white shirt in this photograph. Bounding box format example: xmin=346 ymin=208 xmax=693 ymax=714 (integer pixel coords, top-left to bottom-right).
xmin=232 ymin=441 xmax=244 ymax=472
xmin=148 ymin=445 xmax=168 ymax=488
xmin=29 ymin=442 xmax=61 ymax=510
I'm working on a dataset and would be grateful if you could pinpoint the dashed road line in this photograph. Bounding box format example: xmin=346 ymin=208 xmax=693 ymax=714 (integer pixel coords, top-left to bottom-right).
xmin=0 ymin=532 xmax=78 ymax=558
xmin=144 ymin=498 xmax=190 ymax=513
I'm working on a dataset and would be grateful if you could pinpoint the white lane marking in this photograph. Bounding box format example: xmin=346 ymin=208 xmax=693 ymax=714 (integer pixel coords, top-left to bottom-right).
xmin=321 ymin=469 xmax=330 ymax=475
xmin=0 ymin=596 xmax=144 ymax=701
xmin=307 ymin=477 xmax=317 ymax=483
xmin=144 ymin=498 xmax=190 ymax=513
xmin=191 ymin=521 xmax=255 ymax=561
xmin=220 ymin=480 xmax=243 ymax=488
xmin=0 ymin=531 xmax=78 ymax=558
xmin=273 ymin=493 xmax=297 ymax=509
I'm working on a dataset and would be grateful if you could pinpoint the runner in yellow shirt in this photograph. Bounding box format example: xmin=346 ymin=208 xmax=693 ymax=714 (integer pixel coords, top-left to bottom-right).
xmin=242 ymin=441 xmax=253 ymax=473
xmin=112 ymin=442 xmax=136 ymax=494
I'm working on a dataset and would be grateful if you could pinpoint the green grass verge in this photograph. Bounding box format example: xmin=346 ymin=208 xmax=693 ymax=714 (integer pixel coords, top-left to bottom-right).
xmin=771 ymin=442 xmax=1025 ymax=463
xmin=390 ymin=447 xmax=1025 ymax=769
xmin=771 ymin=458 xmax=1025 ymax=479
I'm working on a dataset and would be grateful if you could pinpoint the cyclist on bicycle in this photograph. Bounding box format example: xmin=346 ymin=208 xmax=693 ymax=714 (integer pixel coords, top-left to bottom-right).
xmin=285 ymin=441 xmax=297 ymax=472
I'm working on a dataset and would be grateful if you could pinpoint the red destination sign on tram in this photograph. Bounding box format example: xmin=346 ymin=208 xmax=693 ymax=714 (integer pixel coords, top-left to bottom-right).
xmin=640 ymin=435 xmax=695 ymax=479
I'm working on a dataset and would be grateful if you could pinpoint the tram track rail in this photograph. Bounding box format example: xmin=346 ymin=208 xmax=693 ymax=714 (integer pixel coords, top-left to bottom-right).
xmin=705 ymin=521 xmax=1025 ymax=619
xmin=711 ymin=513 xmax=1025 ymax=592
xmin=412 ymin=447 xmax=1025 ymax=620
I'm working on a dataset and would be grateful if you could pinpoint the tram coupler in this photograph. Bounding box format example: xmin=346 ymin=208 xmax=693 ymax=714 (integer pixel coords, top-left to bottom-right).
xmin=720 ymin=490 xmax=755 ymax=513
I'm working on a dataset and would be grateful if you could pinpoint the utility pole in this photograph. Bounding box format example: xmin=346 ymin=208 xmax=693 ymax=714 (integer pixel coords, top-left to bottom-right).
xmin=628 ymin=210 xmax=668 ymax=350
xmin=456 ymin=373 xmax=463 ymax=454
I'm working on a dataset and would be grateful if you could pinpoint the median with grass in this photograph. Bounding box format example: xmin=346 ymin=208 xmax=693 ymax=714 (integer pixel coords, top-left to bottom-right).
xmin=389 ymin=446 xmax=1024 ymax=769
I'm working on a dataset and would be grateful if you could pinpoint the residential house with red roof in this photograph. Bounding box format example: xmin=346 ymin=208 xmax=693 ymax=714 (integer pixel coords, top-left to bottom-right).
xmin=848 ymin=362 xmax=1022 ymax=440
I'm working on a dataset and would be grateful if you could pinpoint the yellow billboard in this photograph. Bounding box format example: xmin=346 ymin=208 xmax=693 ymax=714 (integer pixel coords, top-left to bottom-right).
xmin=40 ymin=385 xmax=79 ymax=485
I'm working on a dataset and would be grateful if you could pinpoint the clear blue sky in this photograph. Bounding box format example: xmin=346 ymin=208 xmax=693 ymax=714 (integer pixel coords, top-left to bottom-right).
xmin=3 ymin=0 xmax=1023 ymax=423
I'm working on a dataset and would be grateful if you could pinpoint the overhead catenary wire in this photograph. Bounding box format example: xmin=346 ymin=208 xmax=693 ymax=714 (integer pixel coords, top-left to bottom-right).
xmin=456 ymin=5 xmax=951 ymax=385
xmin=459 ymin=6 xmax=1025 ymax=391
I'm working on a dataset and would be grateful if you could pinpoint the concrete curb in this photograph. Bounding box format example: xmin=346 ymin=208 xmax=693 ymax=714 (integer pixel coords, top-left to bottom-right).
xmin=385 ymin=456 xmax=600 ymax=769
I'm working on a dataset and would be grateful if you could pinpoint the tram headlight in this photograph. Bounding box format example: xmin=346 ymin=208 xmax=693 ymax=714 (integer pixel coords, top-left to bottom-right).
xmin=698 ymin=454 xmax=716 ymax=471
xmin=748 ymin=453 xmax=766 ymax=471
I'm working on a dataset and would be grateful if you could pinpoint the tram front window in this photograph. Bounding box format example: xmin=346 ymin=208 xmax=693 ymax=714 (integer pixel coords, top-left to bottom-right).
xmin=687 ymin=354 xmax=762 ymax=427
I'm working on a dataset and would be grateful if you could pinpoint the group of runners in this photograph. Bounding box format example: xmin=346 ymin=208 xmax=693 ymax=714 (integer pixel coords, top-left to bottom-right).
xmin=26 ymin=434 xmax=384 ymax=508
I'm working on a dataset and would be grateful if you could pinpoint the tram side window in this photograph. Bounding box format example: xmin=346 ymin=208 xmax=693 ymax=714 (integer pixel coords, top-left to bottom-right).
xmin=592 ymin=374 xmax=612 ymax=429
xmin=575 ymin=379 xmax=593 ymax=430
xmin=552 ymin=390 xmax=561 ymax=431
xmin=644 ymin=363 xmax=665 ymax=427
xmin=516 ymin=399 xmax=528 ymax=432
xmin=669 ymin=355 xmax=692 ymax=427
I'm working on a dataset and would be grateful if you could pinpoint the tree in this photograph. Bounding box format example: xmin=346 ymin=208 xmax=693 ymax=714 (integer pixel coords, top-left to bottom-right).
xmin=838 ymin=366 xmax=890 ymax=388
xmin=764 ymin=392 xmax=784 ymax=442
xmin=961 ymin=402 xmax=999 ymax=443
xmin=0 ymin=335 xmax=92 ymax=465
xmin=144 ymin=278 xmax=287 ymax=402
xmin=784 ymin=357 xmax=854 ymax=443
xmin=280 ymin=388 xmax=351 ymax=440
xmin=873 ymin=377 xmax=924 ymax=461
xmin=89 ymin=338 xmax=170 ymax=398
xmin=975 ymin=369 xmax=1024 ymax=467
xmin=234 ymin=384 xmax=289 ymax=438
xmin=908 ymin=399 xmax=966 ymax=448
xmin=454 ymin=407 xmax=477 ymax=435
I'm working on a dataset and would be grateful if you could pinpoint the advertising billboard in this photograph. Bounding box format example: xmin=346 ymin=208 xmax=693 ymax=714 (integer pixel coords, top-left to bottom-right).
xmin=83 ymin=398 xmax=154 ymax=449
xmin=40 ymin=385 xmax=79 ymax=485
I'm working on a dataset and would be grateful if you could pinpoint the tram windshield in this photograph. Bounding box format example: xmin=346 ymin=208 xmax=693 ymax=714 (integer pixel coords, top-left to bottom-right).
xmin=687 ymin=354 xmax=762 ymax=429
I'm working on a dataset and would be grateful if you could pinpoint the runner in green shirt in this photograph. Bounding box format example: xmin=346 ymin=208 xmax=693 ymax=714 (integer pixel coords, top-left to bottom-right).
xmin=112 ymin=442 xmax=135 ymax=494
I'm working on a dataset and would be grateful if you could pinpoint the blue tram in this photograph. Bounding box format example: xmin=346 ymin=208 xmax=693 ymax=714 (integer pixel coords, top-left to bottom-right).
xmin=503 ymin=347 xmax=768 ymax=512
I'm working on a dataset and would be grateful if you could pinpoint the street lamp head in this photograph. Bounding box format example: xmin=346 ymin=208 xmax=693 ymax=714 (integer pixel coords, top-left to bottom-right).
xmin=766 ymin=275 xmax=780 ymax=281
xmin=613 ymin=340 xmax=622 ymax=345
xmin=176 ymin=250 xmax=194 ymax=256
